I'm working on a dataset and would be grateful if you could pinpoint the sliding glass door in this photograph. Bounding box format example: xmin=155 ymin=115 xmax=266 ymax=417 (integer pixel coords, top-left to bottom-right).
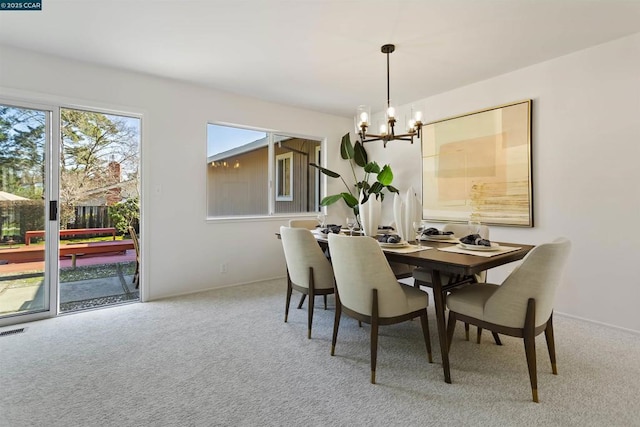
xmin=58 ymin=108 xmax=140 ymax=313
xmin=0 ymin=101 xmax=141 ymax=325
xmin=0 ymin=102 xmax=57 ymax=323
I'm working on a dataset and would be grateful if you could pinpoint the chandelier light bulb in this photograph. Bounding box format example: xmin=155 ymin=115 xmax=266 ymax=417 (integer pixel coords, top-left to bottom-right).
xmin=387 ymin=106 xmax=395 ymax=119
xmin=359 ymin=111 xmax=369 ymax=126
xmin=414 ymin=110 xmax=423 ymax=122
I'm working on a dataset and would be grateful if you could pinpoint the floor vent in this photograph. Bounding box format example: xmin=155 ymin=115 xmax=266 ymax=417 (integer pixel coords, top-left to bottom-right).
xmin=0 ymin=328 xmax=25 ymax=337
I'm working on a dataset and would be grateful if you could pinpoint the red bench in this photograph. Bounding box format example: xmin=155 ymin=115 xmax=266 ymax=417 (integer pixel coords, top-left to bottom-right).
xmin=24 ymin=227 xmax=117 ymax=245
xmin=0 ymin=240 xmax=134 ymax=267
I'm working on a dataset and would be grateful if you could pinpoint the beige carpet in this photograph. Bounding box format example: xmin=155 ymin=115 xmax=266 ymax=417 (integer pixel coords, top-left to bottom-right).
xmin=1 ymin=279 xmax=639 ymax=426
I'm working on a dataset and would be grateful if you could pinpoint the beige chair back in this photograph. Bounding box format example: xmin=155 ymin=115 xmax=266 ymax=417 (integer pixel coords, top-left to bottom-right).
xmin=485 ymin=237 xmax=571 ymax=328
xmin=288 ymin=219 xmax=319 ymax=230
xmin=280 ymin=226 xmax=334 ymax=290
xmin=328 ymin=234 xmax=411 ymax=318
xmin=444 ymin=223 xmax=490 ymax=239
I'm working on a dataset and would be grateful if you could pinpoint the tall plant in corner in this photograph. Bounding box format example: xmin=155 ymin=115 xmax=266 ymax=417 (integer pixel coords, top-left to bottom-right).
xmin=310 ymin=133 xmax=398 ymax=225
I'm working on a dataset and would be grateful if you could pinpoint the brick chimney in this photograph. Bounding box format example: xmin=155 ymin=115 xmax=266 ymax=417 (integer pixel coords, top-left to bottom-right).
xmin=106 ymin=160 xmax=122 ymax=205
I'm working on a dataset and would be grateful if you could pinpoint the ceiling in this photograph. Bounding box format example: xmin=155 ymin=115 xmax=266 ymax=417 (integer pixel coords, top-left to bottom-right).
xmin=1 ymin=0 xmax=640 ymax=117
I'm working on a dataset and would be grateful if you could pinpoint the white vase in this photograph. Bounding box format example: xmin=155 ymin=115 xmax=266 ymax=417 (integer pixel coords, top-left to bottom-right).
xmin=393 ymin=187 xmax=421 ymax=241
xmin=359 ymin=195 xmax=382 ymax=237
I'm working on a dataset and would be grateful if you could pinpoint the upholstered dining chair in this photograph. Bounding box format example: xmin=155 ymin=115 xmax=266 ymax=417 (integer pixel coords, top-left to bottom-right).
xmin=288 ymin=218 xmax=330 ymax=309
xmin=328 ymin=234 xmax=433 ymax=384
xmin=280 ymin=226 xmax=335 ymax=339
xmin=445 ymin=237 xmax=571 ymax=402
xmin=413 ymin=222 xmax=492 ymax=343
xmin=128 ymin=226 xmax=140 ymax=289
xmin=288 ymin=218 xmax=319 ymax=229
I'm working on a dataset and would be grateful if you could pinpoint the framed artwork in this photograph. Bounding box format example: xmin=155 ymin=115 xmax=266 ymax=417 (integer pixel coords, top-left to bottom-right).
xmin=421 ymin=99 xmax=533 ymax=227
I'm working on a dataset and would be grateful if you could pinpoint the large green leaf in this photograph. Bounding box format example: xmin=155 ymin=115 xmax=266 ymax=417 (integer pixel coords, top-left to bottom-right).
xmin=309 ymin=163 xmax=341 ymax=178
xmin=340 ymin=133 xmax=354 ymax=160
xmin=387 ymin=184 xmax=400 ymax=194
xmin=341 ymin=192 xmax=359 ymax=208
xmin=364 ymin=161 xmax=380 ymax=174
xmin=353 ymin=140 xmax=368 ymax=167
xmin=377 ymin=164 xmax=393 ymax=185
xmin=369 ymin=181 xmax=384 ymax=194
xmin=320 ymin=194 xmax=344 ymax=206
xmin=357 ymin=181 xmax=370 ymax=192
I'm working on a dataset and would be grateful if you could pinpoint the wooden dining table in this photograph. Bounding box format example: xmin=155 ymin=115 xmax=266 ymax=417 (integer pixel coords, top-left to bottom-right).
xmin=310 ymin=232 xmax=534 ymax=384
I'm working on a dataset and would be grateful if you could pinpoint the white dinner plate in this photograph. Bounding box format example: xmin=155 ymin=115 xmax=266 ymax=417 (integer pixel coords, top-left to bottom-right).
xmin=379 ymin=241 xmax=410 ymax=248
xmin=458 ymin=242 xmax=500 ymax=251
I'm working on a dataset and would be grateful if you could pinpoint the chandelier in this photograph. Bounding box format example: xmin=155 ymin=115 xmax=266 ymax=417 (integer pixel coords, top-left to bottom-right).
xmin=356 ymin=44 xmax=423 ymax=147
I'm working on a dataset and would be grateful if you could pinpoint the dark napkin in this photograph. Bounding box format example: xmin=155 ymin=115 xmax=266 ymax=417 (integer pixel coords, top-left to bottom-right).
xmin=317 ymin=224 xmax=342 ymax=234
xmin=376 ymin=234 xmax=402 ymax=244
xmin=378 ymin=225 xmax=395 ymax=231
xmin=459 ymin=234 xmax=491 ymax=247
xmin=421 ymin=227 xmax=454 ymax=237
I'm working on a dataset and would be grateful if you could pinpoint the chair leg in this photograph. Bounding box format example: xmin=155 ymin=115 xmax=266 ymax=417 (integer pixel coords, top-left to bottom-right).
xmin=284 ymin=272 xmax=293 ymax=323
xmin=370 ymin=289 xmax=379 ymax=384
xmin=477 ymin=327 xmax=483 ymax=344
xmin=297 ymin=294 xmax=306 ymax=309
xmin=331 ymin=290 xmax=341 ymax=356
xmin=446 ymin=310 xmax=457 ymax=351
xmin=544 ymin=313 xmax=558 ymax=375
xmin=419 ymin=312 xmax=433 ymax=363
xmin=492 ymin=332 xmax=502 ymax=346
xmin=524 ymin=298 xmax=539 ymax=403
xmin=133 ymin=262 xmax=140 ymax=288
xmin=464 ymin=323 xmax=470 ymax=341
xmin=307 ymin=267 xmax=315 ymax=339
xmin=324 ymin=294 xmax=327 ymax=310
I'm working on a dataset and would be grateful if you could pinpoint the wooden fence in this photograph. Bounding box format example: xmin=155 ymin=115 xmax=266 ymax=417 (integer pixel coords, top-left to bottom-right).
xmin=1 ymin=202 xmax=138 ymax=243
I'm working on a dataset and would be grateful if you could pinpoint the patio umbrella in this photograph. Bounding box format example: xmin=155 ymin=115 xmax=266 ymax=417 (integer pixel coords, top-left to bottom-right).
xmin=0 ymin=191 xmax=29 ymax=201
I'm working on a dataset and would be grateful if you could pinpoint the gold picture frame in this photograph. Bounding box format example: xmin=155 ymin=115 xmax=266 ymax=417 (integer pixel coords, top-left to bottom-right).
xmin=422 ymin=100 xmax=533 ymax=227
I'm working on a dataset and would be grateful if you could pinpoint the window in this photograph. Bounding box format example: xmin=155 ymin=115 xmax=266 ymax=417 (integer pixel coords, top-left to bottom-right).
xmin=206 ymin=124 xmax=322 ymax=217
xmin=275 ymin=152 xmax=293 ymax=201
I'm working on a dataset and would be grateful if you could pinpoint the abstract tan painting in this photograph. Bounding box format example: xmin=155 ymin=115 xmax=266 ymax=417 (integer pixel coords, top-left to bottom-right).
xmin=422 ymin=100 xmax=532 ymax=227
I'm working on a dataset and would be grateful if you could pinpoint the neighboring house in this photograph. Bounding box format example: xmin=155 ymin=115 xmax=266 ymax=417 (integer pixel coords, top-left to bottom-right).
xmin=207 ymin=136 xmax=321 ymax=216
xmin=70 ymin=161 xmax=139 ymax=229
xmin=75 ymin=162 xmax=139 ymax=207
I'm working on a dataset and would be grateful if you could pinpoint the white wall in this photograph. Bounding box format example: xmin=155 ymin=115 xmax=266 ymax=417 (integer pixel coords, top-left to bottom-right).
xmin=364 ymin=33 xmax=640 ymax=332
xmin=0 ymin=45 xmax=351 ymax=301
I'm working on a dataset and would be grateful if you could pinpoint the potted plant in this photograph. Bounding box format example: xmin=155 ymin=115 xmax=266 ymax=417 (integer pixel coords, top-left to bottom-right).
xmin=310 ymin=133 xmax=398 ymax=234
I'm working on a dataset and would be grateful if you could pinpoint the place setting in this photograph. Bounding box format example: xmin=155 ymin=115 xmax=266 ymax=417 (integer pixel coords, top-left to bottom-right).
xmin=372 ymin=222 xmax=434 ymax=253
xmin=438 ymin=234 xmax=522 ymax=257
xmin=417 ymin=226 xmax=460 ymax=243
xmin=376 ymin=233 xmax=432 ymax=253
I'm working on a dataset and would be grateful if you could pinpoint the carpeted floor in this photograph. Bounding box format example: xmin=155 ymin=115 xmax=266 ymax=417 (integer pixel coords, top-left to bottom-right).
xmin=1 ymin=279 xmax=639 ymax=426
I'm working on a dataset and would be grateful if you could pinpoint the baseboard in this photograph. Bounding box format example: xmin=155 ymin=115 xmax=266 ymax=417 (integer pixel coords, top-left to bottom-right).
xmin=149 ymin=275 xmax=285 ymax=301
xmin=555 ymin=310 xmax=640 ymax=336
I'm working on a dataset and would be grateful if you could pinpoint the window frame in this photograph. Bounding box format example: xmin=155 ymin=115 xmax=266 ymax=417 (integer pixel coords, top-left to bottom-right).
xmin=275 ymin=152 xmax=293 ymax=202
xmin=206 ymin=122 xmax=325 ymax=220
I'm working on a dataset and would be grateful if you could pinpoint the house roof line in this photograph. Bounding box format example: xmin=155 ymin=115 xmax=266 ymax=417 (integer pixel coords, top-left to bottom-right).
xmin=207 ymin=137 xmax=269 ymax=163
xmin=207 ymin=134 xmax=299 ymax=163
